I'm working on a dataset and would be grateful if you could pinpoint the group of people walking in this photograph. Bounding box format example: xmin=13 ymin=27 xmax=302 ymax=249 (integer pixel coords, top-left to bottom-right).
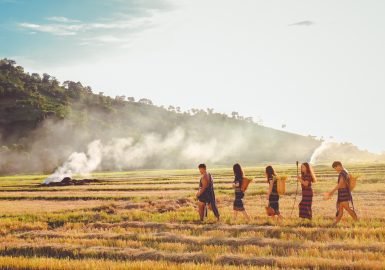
xmin=196 ymin=161 xmax=358 ymax=226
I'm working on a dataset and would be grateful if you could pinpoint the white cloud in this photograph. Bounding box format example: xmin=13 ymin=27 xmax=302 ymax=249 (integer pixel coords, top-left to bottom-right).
xmin=19 ymin=22 xmax=77 ymax=36
xmin=19 ymin=10 xmax=162 ymax=43
xmin=289 ymin=20 xmax=315 ymax=26
xmin=46 ymin=16 xmax=81 ymax=23
xmin=85 ymin=35 xmax=123 ymax=43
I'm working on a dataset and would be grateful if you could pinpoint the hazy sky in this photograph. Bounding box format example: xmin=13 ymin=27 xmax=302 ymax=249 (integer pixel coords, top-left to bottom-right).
xmin=1 ymin=0 xmax=384 ymax=153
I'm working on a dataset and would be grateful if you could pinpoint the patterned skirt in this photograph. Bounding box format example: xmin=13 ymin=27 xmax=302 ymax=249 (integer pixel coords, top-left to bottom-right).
xmin=197 ymin=190 xmax=211 ymax=203
xmin=269 ymin=192 xmax=280 ymax=215
xmin=336 ymin=188 xmax=353 ymax=216
xmin=233 ymin=191 xmax=245 ymax=211
xmin=299 ymin=187 xmax=313 ymax=219
xmin=337 ymin=188 xmax=352 ymax=203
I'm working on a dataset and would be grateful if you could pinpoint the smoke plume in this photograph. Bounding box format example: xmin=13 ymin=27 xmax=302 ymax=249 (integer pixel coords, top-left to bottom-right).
xmin=43 ymin=128 xmax=244 ymax=184
xmin=309 ymin=140 xmax=336 ymax=164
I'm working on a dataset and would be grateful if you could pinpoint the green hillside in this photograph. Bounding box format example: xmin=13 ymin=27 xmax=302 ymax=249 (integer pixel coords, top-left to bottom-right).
xmin=0 ymin=59 xmax=320 ymax=174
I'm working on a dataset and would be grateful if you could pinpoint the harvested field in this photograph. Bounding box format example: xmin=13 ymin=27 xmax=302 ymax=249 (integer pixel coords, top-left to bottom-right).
xmin=0 ymin=164 xmax=384 ymax=269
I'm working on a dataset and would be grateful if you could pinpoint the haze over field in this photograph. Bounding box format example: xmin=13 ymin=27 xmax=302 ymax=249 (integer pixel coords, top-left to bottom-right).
xmin=0 ymin=59 xmax=323 ymax=175
xmin=1 ymin=58 xmax=385 ymax=177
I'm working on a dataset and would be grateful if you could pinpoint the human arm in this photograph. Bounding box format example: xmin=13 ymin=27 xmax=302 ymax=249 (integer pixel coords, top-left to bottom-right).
xmin=297 ymin=176 xmax=309 ymax=187
xmin=326 ymin=176 xmax=344 ymax=198
xmin=266 ymin=180 xmax=273 ymax=200
xmin=233 ymin=180 xmax=240 ymax=189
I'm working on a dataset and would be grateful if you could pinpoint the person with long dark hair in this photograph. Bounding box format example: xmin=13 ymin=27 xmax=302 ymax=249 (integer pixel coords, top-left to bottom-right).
xmin=232 ymin=163 xmax=251 ymax=221
xmin=297 ymin=162 xmax=316 ymax=220
xmin=265 ymin=165 xmax=283 ymax=220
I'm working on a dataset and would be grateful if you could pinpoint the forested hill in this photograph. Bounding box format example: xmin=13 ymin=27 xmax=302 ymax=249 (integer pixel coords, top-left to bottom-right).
xmin=0 ymin=58 xmax=321 ymax=174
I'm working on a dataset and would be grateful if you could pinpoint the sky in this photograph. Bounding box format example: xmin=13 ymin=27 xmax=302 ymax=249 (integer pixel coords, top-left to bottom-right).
xmin=1 ymin=0 xmax=385 ymax=153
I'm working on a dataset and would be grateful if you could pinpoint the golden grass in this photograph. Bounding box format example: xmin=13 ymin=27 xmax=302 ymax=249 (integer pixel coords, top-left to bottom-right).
xmin=0 ymin=163 xmax=384 ymax=269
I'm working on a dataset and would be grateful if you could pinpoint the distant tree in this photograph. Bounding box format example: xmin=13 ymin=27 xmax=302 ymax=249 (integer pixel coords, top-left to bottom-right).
xmin=62 ymin=81 xmax=85 ymax=99
xmin=16 ymin=66 xmax=24 ymax=73
xmin=115 ymin=95 xmax=126 ymax=102
xmin=207 ymin=108 xmax=214 ymax=114
xmin=1 ymin=58 xmax=16 ymax=67
xmin=127 ymin=97 xmax=135 ymax=102
xmin=168 ymin=105 xmax=175 ymax=111
xmin=85 ymin=86 xmax=93 ymax=94
xmin=138 ymin=98 xmax=153 ymax=105
xmin=42 ymin=73 xmax=51 ymax=83
xmin=245 ymin=117 xmax=253 ymax=123
xmin=51 ymin=77 xmax=59 ymax=88
xmin=176 ymin=106 xmax=181 ymax=113
xmin=99 ymin=92 xmax=104 ymax=96
xmin=231 ymin=111 xmax=239 ymax=119
xmin=31 ymin=73 xmax=41 ymax=82
xmin=191 ymin=109 xmax=198 ymax=115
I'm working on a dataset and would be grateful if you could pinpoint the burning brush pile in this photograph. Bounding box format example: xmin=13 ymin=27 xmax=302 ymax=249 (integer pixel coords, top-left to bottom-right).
xmin=42 ymin=177 xmax=101 ymax=187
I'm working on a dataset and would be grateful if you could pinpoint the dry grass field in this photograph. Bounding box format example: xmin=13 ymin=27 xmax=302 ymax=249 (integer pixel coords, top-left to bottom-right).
xmin=0 ymin=164 xmax=384 ymax=269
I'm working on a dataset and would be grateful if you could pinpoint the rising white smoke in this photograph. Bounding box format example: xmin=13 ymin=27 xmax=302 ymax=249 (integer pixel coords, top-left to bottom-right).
xmin=43 ymin=128 xmax=241 ymax=184
xmin=309 ymin=140 xmax=336 ymax=164
xmin=44 ymin=140 xmax=103 ymax=184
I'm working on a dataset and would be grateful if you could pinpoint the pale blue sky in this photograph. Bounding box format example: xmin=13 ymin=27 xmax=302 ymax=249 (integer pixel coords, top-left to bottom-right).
xmin=1 ymin=0 xmax=385 ymax=153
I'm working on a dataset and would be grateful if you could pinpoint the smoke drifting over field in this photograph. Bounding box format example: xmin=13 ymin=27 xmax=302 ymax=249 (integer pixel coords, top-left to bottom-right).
xmin=2 ymin=104 xmax=383 ymax=179
xmin=0 ymin=98 xmax=324 ymax=177
xmin=1 ymin=60 xmax=384 ymax=178
xmin=44 ymin=128 xmax=247 ymax=183
xmin=309 ymin=140 xmax=385 ymax=165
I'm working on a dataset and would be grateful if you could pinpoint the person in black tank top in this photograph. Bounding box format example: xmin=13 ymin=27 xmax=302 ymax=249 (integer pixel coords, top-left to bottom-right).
xmin=232 ymin=163 xmax=251 ymax=222
xmin=265 ymin=165 xmax=283 ymax=221
xmin=196 ymin=164 xmax=220 ymax=222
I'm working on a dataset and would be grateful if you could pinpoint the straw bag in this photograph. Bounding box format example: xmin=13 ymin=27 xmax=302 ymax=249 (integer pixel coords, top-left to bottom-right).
xmin=265 ymin=206 xmax=275 ymax=216
xmin=276 ymin=176 xmax=287 ymax=195
xmin=241 ymin=177 xmax=252 ymax=192
xmin=348 ymin=174 xmax=359 ymax=191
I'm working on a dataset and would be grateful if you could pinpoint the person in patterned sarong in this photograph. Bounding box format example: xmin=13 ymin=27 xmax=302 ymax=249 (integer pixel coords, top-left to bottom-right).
xmin=326 ymin=161 xmax=358 ymax=225
xmin=265 ymin=166 xmax=283 ymax=221
xmin=232 ymin=163 xmax=251 ymax=222
xmin=297 ymin=162 xmax=316 ymax=220
xmin=196 ymin=164 xmax=220 ymax=222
